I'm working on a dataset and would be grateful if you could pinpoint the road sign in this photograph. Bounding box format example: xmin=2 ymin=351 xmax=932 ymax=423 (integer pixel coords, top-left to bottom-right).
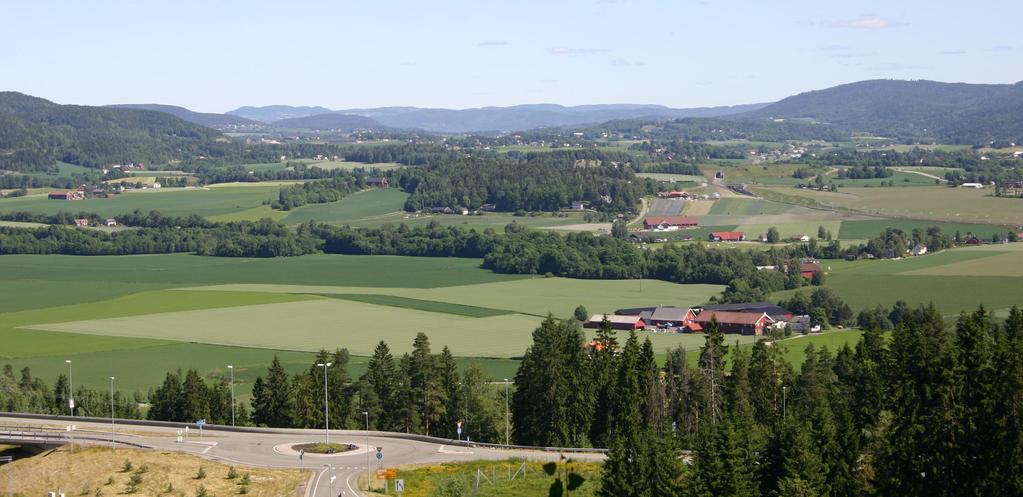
xmin=456 ymin=421 xmax=462 ymax=436
xmin=376 ymin=452 xmax=383 ymax=460
xmin=0 ymin=456 xmax=12 ymax=463
xmin=196 ymin=419 xmax=206 ymax=427
xmin=376 ymin=469 xmax=388 ymax=479
xmin=395 ymin=479 xmax=405 ymax=492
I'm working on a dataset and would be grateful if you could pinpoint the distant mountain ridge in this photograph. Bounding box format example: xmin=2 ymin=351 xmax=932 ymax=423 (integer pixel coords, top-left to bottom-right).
xmin=737 ymin=79 xmax=1023 ymax=143
xmin=271 ymin=113 xmax=386 ymax=131
xmin=107 ymin=104 xmax=261 ymax=128
xmin=227 ymin=102 xmax=770 ymax=132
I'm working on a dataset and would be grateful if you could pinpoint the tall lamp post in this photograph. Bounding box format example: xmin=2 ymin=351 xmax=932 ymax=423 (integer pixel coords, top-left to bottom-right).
xmin=782 ymin=386 xmax=788 ymax=419
xmin=227 ymin=365 xmax=236 ymax=426
xmin=65 ymin=360 xmax=74 ymax=417
xmin=362 ymin=411 xmax=370 ymax=492
xmin=110 ymin=376 xmax=115 ymax=449
xmin=316 ymin=362 xmax=332 ymax=444
xmin=503 ymin=378 xmax=510 ymax=446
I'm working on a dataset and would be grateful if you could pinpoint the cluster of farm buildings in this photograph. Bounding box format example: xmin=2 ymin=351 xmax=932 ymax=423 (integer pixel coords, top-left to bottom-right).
xmin=584 ymin=301 xmax=819 ymax=336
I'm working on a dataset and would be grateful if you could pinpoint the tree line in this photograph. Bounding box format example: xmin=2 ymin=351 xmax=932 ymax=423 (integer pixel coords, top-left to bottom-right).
xmin=512 ymin=305 xmax=1023 ymax=497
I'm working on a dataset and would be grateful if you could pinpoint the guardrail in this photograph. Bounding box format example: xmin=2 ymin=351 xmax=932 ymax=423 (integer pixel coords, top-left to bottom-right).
xmin=0 ymin=423 xmax=150 ymax=449
xmin=0 ymin=412 xmax=608 ymax=455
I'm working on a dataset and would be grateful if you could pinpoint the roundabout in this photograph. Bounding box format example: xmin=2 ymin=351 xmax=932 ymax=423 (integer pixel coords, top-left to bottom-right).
xmin=273 ymin=441 xmax=374 ymax=459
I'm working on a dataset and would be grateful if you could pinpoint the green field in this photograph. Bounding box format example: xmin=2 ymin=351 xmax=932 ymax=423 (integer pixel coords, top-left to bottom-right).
xmin=279 ymin=187 xmax=409 ymax=225
xmin=826 ymin=171 xmax=941 ymax=188
xmin=0 ymin=186 xmax=280 ymax=218
xmin=0 ymin=254 xmax=724 ymax=395
xmin=708 ymin=197 xmax=812 ymax=215
xmin=837 ymin=218 xmax=1012 ymax=239
xmin=373 ymin=459 xmax=603 ymax=497
xmin=773 ymin=245 xmax=1023 ymax=317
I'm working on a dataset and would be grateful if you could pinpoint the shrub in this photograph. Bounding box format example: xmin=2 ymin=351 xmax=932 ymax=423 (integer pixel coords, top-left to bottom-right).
xmin=239 ymin=474 xmax=250 ymax=485
xmin=227 ymin=466 xmax=238 ymax=479
xmin=196 ymin=486 xmax=209 ymax=497
xmin=121 ymin=460 xmax=133 ymax=472
xmin=238 ymin=486 xmax=248 ymax=495
xmin=195 ymin=466 xmax=207 ymax=480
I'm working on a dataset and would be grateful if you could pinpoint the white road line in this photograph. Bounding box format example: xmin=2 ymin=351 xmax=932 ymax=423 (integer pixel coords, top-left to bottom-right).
xmin=202 ymin=446 xmax=212 ymax=454
xmin=310 ymin=466 xmax=328 ymax=497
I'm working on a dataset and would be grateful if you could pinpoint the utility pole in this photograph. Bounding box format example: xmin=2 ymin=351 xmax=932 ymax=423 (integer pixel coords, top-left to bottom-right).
xmin=65 ymin=360 xmax=74 ymax=416
xmin=503 ymin=379 xmax=510 ymax=446
xmin=316 ymin=362 xmax=332 ymax=444
xmin=227 ymin=365 xmax=235 ymax=426
xmin=782 ymin=385 xmax=787 ymax=419
xmin=363 ymin=411 xmax=370 ymax=492
xmin=110 ymin=377 xmax=115 ymax=449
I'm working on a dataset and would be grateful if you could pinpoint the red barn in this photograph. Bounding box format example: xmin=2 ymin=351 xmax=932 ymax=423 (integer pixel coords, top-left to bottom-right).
xmin=644 ymin=216 xmax=699 ymax=230
xmin=48 ymin=191 xmax=82 ymax=200
xmin=800 ymin=262 xmax=822 ymax=278
xmin=694 ymin=311 xmax=775 ymax=335
xmin=710 ymin=231 xmax=746 ymax=242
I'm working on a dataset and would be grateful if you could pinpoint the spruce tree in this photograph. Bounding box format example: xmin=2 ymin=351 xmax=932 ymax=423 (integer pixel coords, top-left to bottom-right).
xmin=589 ymin=317 xmax=619 ymax=447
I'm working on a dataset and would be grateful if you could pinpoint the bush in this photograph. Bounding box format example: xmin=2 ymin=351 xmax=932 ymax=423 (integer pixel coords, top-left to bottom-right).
xmin=227 ymin=466 xmax=238 ymax=479
xmin=105 ymin=477 xmax=114 ymax=486
xmin=196 ymin=486 xmax=209 ymax=497
xmin=239 ymin=473 xmax=250 ymax=485
xmin=238 ymin=487 xmax=248 ymax=495
xmin=136 ymin=464 xmax=149 ymax=474
xmin=121 ymin=460 xmax=133 ymax=472
xmin=195 ymin=466 xmax=207 ymax=480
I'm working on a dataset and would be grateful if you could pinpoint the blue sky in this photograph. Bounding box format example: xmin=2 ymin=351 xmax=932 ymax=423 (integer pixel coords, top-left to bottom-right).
xmin=4 ymin=0 xmax=1021 ymax=112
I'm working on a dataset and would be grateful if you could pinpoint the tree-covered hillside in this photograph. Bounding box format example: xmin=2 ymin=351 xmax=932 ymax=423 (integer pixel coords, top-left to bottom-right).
xmin=270 ymin=112 xmax=386 ymax=130
xmin=739 ymin=79 xmax=1023 ymax=144
xmin=107 ymin=104 xmax=262 ymax=128
xmin=0 ymin=92 xmax=233 ymax=172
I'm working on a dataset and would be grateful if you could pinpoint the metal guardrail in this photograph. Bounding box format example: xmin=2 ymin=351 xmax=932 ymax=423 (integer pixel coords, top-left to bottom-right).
xmin=0 ymin=423 xmax=150 ymax=449
xmin=0 ymin=412 xmax=607 ymax=454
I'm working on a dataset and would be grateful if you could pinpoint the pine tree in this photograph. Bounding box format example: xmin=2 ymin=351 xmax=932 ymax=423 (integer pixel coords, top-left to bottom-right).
xmin=511 ymin=316 xmax=579 ymax=446
xmin=698 ymin=316 xmax=727 ymax=425
xmin=251 ymin=356 xmax=292 ymax=427
xmin=437 ymin=346 xmax=461 ymax=438
xmin=408 ymin=333 xmax=446 ymax=435
xmin=363 ymin=341 xmax=399 ymax=430
xmin=589 ymin=317 xmax=619 ymax=447
xmin=148 ymin=371 xmax=183 ymax=421
xmin=181 ymin=369 xmax=210 ymax=422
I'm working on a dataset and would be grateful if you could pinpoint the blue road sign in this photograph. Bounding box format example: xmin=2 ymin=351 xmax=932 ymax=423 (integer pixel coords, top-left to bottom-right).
xmin=376 ymin=452 xmax=383 ymax=460
xmin=196 ymin=419 xmax=206 ymax=427
xmin=457 ymin=427 xmax=462 ymax=436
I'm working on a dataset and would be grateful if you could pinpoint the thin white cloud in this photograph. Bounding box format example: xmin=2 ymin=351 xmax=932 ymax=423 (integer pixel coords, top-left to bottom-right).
xmin=988 ymin=45 xmax=1013 ymax=52
xmin=831 ymin=51 xmax=880 ymax=59
xmin=939 ymin=49 xmax=967 ymax=55
xmin=610 ymin=58 xmax=644 ymax=67
xmin=829 ymin=14 xmax=907 ymax=29
xmin=549 ymin=47 xmax=610 ymax=55
xmin=478 ymin=41 xmax=510 ymax=47
xmin=818 ymin=44 xmax=853 ymax=51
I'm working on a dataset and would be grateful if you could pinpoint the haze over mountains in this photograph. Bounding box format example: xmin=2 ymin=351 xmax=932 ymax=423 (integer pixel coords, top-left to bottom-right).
xmin=228 ymin=103 xmax=770 ymax=133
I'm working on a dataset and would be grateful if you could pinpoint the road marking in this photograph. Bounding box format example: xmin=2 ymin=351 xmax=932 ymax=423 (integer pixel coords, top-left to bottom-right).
xmin=437 ymin=445 xmax=473 ymax=455
xmin=202 ymin=446 xmax=213 ymax=454
xmin=310 ymin=466 xmax=328 ymax=497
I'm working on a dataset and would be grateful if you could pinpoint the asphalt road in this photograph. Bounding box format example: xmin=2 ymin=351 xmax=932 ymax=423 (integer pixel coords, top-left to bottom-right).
xmin=0 ymin=415 xmax=604 ymax=497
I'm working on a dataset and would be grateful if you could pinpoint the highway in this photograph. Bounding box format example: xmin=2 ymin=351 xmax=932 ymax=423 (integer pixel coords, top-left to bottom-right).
xmin=0 ymin=413 xmax=605 ymax=497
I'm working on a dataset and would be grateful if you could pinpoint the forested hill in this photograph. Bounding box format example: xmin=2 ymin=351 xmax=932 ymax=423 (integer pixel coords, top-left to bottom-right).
xmin=737 ymin=79 xmax=1023 ymax=144
xmin=270 ymin=112 xmax=387 ymax=130
xmin=0 ymin=92 xmax=230 ymax=172
xmin=107 ymin=103 xmax=262 ymax=128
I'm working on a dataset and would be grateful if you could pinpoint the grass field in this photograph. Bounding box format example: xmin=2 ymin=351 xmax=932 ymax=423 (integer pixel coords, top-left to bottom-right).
xmin=0 ymin=254 xmax=722 ymax=395
xmin=758 ymin=186 xmax=1023 ymax=225
xmin=0 ymin=186 xmax=280 ymax=218
xmin=708 ymin=197 xmax=813 ymax=215
xmin=280 ymin=187 xmax=409 ymax=225
xmin=636 ymin=173 xmax=706 ymax=183
xmin=767 ymin=242 xmax=1023 ymax=320
xmin=0 ymin=447 xmax=305 ymax=497
xmin=826 ymin=171 xmax=940 ymax=188
xmin=837 ymin=218 xmax=1012 ymax=239
xmin=368 ymin=459 xmax=603 ymax=497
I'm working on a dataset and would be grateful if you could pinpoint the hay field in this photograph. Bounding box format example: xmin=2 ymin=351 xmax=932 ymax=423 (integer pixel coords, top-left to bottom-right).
xmin=0 ymin=447 xmax=305 ymax=497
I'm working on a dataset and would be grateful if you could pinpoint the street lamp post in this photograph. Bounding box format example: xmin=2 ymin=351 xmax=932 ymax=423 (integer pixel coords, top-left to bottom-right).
xmin=362 ymin=411 xmax=370 ymax=492
xmin=110 ymin=376 xmax=115 ymax=449
xmin=65 ymin=360 xmax=74 ymax=416
xmin=227 ymin=365 xmax=235 ymax=426
xmin=503 ymin=378 xmax=510 ymax=446
xmin=782 ymin=386 xmax=787 ymax=419
xmin=316 ymin=362 xmax=332 ymax=444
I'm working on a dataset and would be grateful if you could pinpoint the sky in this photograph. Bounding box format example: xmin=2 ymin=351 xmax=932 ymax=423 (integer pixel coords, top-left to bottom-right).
xmin=4 ymin=0 xmax=1022 ymax=112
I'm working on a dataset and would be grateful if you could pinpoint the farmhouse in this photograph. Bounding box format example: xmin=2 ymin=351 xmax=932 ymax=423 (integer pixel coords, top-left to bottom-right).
xmin=105 ymin=218 xmax=117 ymax=227
xmin=791 ymin=235 xmax=810 ymax=242
xmin=701 ymin=301 xmax=793 ymax=322
xmin=48 ymin=191 xmax=84 ymax=200
xmin=644 ymin=216 xmax=699 ymax=230
xmin=571 ymin=201 xmax=586 ymax=210
xmin=709 ymin=231 xmax=746 ymax=242
xmin=694 ymin=311 xmax=775 ymax=335
xmin=74 ymin=218 xmax=89 ymax=227
xmin=430 ymin=207 xmax=455 ymax=214
xmin=960 ymin=182 xmax=985 ymax=189
xmin=910 ymin=244 xmax=928 ymax=256
xmin=366 ymin=177 xmax=389 ymax=187
xmin=800 ymin=261 xmax=822 ymax=278
xmin=584 ymin=314 xmax=646 ymax=330
xmin=656 ymin=190 xmax=689 ymax=199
